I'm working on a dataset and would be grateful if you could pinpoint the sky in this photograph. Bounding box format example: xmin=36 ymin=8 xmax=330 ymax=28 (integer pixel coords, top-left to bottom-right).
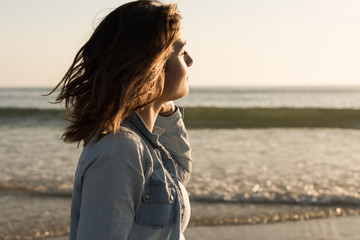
xmin=1 ymin=0 xmax=360 ymax=87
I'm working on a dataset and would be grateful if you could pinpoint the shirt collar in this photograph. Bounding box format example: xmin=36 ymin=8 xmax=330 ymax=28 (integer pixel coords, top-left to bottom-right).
xmin=126 ymin=113 xmax=165 ymax=148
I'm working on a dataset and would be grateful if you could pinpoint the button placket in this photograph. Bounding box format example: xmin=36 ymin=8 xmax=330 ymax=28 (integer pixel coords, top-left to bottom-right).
xmin=154 ymin=146 xmax=181 ymax=209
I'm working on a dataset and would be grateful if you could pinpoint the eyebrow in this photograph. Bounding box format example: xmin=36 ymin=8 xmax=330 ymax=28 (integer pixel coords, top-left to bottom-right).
xmin=180 ymin=41 xmax=187 ymax=49
xmin=175 ymin=41 xmax=186 ymax=53
xmin=175 ymin=40 xmax=186 ymax=50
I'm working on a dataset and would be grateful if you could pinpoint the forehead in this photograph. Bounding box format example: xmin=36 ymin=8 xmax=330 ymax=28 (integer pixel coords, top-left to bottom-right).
xmin=173 ymin=35 xmax=186 ymax=50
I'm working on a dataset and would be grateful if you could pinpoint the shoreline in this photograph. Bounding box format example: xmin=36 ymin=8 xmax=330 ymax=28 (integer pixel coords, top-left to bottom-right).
xmin=2 ymin=194 xmax=360 ymax=239
xmin=46 ymin=215 xmax=360 ymax=240
xmin=185 ymin=215 xmax=360 ymax=240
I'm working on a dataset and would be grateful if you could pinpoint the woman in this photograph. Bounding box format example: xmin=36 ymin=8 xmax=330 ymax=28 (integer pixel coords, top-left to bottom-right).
xmin=50 ymin=1 xmax=193 ymax=239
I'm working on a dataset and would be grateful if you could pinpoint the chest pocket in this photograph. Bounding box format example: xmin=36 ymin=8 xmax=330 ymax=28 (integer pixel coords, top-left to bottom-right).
xmin=135 ymin=179 xmax=177 ymax=227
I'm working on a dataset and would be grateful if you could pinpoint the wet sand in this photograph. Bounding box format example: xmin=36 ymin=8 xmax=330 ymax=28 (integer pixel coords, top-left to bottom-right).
xmin=47 ymin=215 xmax=360 ymax=240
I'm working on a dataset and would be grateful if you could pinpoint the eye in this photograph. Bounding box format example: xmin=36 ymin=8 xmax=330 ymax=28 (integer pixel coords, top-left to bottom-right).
xmin=181 ymin=50 xmax=188 ymax=56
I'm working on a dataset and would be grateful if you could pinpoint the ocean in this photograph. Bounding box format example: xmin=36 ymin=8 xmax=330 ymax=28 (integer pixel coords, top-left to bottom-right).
xmin=1 ymin=86 xmax=360 ymax=239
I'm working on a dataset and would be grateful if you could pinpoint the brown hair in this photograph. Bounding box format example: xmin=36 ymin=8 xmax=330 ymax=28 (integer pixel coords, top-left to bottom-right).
xmin=49 ymin=0 xmax=182 ymax=146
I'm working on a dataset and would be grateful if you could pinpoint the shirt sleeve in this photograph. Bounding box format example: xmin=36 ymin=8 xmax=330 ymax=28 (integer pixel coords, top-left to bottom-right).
xmin=75 ymin=132 xmax=145 ymax=240
xmin=155 ymin=106 xmax=192 ymax=185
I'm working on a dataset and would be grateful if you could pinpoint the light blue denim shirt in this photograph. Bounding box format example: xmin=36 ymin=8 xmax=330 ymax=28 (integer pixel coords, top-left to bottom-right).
xmin=70 ymin=107 xmax=192 ymax=240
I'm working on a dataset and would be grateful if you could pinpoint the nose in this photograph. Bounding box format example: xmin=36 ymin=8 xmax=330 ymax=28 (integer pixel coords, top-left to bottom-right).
xmin=185 ymin=54 xmax=193 ymax=67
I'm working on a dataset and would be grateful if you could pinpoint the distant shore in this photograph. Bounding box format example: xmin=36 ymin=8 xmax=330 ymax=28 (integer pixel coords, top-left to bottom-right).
xmin=3 ymin=107 xmax=360 ymax=129
xmin=184 ymin=107 xmax=360 ymax=129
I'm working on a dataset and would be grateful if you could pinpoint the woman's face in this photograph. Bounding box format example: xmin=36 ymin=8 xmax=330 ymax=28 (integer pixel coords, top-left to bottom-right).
xmin=161 ymin=34 xmax=193 ymax=102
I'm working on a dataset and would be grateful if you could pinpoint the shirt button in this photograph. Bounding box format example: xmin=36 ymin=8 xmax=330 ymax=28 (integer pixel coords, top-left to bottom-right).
xmin=170 ymin=195 xmax=174 ymax=202
xmin=145 ymin=194 xmax=150 ymax=200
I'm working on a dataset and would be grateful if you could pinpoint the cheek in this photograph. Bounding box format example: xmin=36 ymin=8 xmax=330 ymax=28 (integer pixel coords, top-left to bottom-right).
xmin=162 ymin=60 xmax=189 ymax=100
xmin=165 ymin=60 xmax=187 ymax=86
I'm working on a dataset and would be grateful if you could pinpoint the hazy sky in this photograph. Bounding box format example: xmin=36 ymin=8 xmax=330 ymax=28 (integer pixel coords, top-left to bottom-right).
xmin=1 ymin=0 xmax=360 ymax=87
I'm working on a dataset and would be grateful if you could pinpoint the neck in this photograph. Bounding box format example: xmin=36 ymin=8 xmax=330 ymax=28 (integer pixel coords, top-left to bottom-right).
xmin=137 ymin=101 xmax=163 ymax=132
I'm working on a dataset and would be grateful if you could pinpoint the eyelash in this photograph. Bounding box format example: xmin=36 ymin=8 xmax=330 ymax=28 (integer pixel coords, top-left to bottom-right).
xmin=181 ymin=50 xmax=188 ymax=56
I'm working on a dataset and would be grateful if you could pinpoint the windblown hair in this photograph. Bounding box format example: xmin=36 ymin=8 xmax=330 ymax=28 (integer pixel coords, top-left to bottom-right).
xmin=50 ymin=0 xmax=182 ymax=146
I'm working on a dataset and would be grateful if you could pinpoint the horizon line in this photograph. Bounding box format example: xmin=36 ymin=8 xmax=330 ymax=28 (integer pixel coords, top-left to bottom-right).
xmin=2 ymin=84 xmax=360 ymax=89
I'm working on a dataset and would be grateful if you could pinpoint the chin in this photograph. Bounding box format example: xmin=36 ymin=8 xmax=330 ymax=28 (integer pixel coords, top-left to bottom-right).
xmin=166 ymin=88 xmax=188 ymax=102
xmin=176 ymin=85 xmax=189 ymax=100
xmin=161 ymin=82 xmax=189 ymax=102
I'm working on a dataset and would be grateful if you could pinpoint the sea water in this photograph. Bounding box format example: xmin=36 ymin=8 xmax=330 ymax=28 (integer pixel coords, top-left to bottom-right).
xmin=1 ymin=87 xmax=360 ymax=239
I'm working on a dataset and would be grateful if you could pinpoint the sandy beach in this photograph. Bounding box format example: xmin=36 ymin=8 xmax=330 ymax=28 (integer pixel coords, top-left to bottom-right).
xmin=46 ymin=215 xmax=360 ymax=240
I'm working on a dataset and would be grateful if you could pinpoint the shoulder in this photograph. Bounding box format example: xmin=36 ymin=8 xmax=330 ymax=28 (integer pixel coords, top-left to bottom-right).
xmin=95 ymin=126 xmax=145 ymax=156
xmin=78 ymin=126 xmax=147 ymax=171
xmin=103 ymin=126 xmax=142 ymax=146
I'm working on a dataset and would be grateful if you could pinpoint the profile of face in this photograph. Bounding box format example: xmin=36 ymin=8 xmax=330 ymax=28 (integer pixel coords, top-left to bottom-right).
xmin=161 ymin=33 xmax=193 ymax=102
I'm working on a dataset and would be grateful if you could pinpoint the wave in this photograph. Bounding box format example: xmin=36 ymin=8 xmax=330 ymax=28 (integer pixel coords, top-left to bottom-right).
xmin=2 ymin=183 xmax=360 ymax=208
xmin=188 ymin=203 xmax=360 ymax=227
xmin=2 ymin=107 xmax=360 ymax=128
xmin=0 ymin=184 xmax=72 ymax=198
xmin=189 ymin=193 xmax=360 ymax=207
